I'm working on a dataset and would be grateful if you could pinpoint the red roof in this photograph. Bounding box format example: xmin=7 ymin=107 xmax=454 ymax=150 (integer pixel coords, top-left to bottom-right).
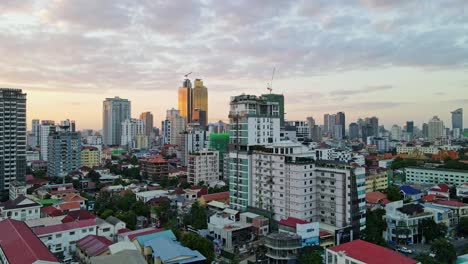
xmin=381 ymin=198 xmax=391 ymax=205
xmin=319 ymin=230 xmax=332 ymax=237
xmin=201 ymin=192 xmax=229 ymax=202
xmin=279 ymin=217 xmax=309 ymax=228
xmin=26 ymin=175 xmax=49 ymax=185
xmin=33 ymin=219 xmax=97 ymax=236
xmin=435 ymin=200 xmax=468 ymax=207
xmin=117 ymin=228 xmax=132 ymax=234
xmin=77 ymin=235 xmax=112 ymax=256
xmin=127 ymin=228 xmax=165 ymax=241
xmin=0 ymin=219 xmax=58 ymax=263
xmin=41 ymin=206 xmax=63 ymax=217
xmin=58 ymin=202 xmax=81 ymax=211
xmin=366 ymin=192 xmax=387 ymax=204
xmin=62 ymin=210 xmax=96 ymax=223
xmin=422 ymin=194 xmax=437 ymax=202
xmin=63 ymin=193 xmax=87 ymax=202
xmin=430 ymin=183 xmax=449 ymax=193
xmin=329 ymin=240 xmax=417 ymax=264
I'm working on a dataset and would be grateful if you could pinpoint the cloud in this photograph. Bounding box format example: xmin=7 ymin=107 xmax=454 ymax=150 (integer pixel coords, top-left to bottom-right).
xmin=329 ymin=85 xmax=393 ymax=96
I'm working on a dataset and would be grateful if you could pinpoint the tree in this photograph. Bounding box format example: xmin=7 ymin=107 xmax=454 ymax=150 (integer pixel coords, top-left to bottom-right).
xmin=87 ymin=170 xmax=101 ymax=183
xmin=160 ymin=176 xmax=170 ymax=188
xmin=180 ymin=232 xmax=215 ymax=262
xmin=116 ymin=211 xmax=137 ymax=230
xmin=34 ymin=170 xmax=47 ymax=179
xmin=431 ymin=238 xmax=456 ymax=264
xmin=449 ymin=186 xmax=457 ymax=199
xmin=363 ymin=209 xmax=387 ymax=246
xmin=297 ymin=246 xmax=323 ymax=264
xmin=416 ymin=255 xmax=440 ymax=264
xmin=457 ymin=217 xmax=468 ymax=236
xmin=387 ymin=186 xmax=403 ymax=201
xmin=130 ymin=156 xmax=139 ymax=165
xmin=188 ymin=201 xmax=207 ymax=230
xmin=100 ymin=209 xmax=114 ymax=219
xmin=420 ymin=219 xmax=447 ymax=242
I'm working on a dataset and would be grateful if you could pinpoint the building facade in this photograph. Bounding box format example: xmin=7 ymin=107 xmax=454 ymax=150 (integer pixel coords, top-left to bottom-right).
xmin=47 ymin=132 xmax=81 ymax=178
xmin=139 ymin=111 xmax=154 ymax=137
xmin=193 ymin=79 xmax=208 ymax=123
xmin=121 ymin=118 xmax=146 ymax=149
xmin=102 ymin=97 xmax=131 ymax=146
xmin=188 ymin=149 xmax=219 ymax=185
xmin=0 ymin=88 xmax=27 ymax=191
xmin=178 ymin=79 xmax=192 ymax=124
xmin=81 ymin=146 xmax=100 ymax=168
xmin=405 ymin=167 xmax=468 ymax=186
xmin=428 ymin=116 xmax=444 ymax=142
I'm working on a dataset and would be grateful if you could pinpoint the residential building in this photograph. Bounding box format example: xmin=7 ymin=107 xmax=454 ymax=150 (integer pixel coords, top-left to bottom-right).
xmin=457 ymin=183 xmax=468 ymax=199
xmin=400 ymin=185 xmax=423 ymax=201
xmin=76 ymin=235 xmax=112 ymax=264
xmin=140 ymin=156 xmax=169 ymax=179
xmin=47 ymin=131 xmax=81 ymax=178
xmin=365 ymin=191 xmax=389 ymax=210
xmin=451 ymin=108 xmax=463 ymax=137
xmin=262 ymin=93 xmax=285 ymax=127
xmin=365 ymin=117 xmax=379 ymax=137
xmin=193 ymin=78 xmax=208 ymax=123
xmin=265 ymin=232 xmax=302 ymax=263
xmin=349 ymin=123 xmax=359 ymax=140
xmin=191 ymin=108 xmax=207 ymax=128
xmin=0 ymin=219 xmax=59 ymax=264
xmin=32 ymin=119 xmax=41 ymax=147
xmin=180 ymin=128 xmax=206 ymax=166
xmin=406 ymin=121 xmax=414 ymax=139
xmin=391 ymin=125 xmax=402 ymax=141
xmin=178 ymin=78 xmax=193 ymax=124
xmin=90 ymin=249 xmax=146 ymax=264
xmin=143 ymin=236 xmax=206 ymax=264
xmin=335 ymin=112 xmax=346 ymax=138
xmin=103 ymin=97 xmax=131 ymax=145
xmin=228 ymin=94 xmax=281 ymax=210
xmin=121 ymin=118 xmax=146 ymax=149
xmin=199 ymin=191 xmax=229 ymax=205
xmin=432 ymin=200 xmax=468 ymax=225
xmin=0 ymin=88 xmax=27 ymax=191
xmin=188 ymin=149 xmax=219 ymax=185
xmin=324 ymin=114 xmax=336 ymax=135
xmin=405 ymin=167 xmax=468 ymax=186
xmin=427 ymin=183 xmax=450 ymax=198
xmin=325 ymin=239 xmax=417 ymax=264
xmin=250 ymin=141 xmax=366 ymax=237
xmin=33 ymin=218 xmax=98 ymax=258
xmin=39 ymin=120 xmax=56 ymax=161
xmin=139 ymin=111 xmax=154 ymax=137
xmin=135 ymin=190 xmax=169 ymax=203
xmin=383 ymin=201 xmax=433 ymax=244
xmin=209 ymin=133 xmax=229 ymax=179
xmin=0 ymin=195 xmax=41 ymax=221
xmin=370 ymin=137 xmax=389 ymax=152
xmin=285 ymin=120 xmax=309 ymax=142
xmin=428 ymin=116 xmax=444 ymax=142
xmin=422 ymin=123 xmax=429 ymax=138
xmin=166 ymin=108 xmax=185 ymax=147
xmin=278 ymin=217 xmax=320 ymax=247
xmin=81 ymin=146 xmax=101 ymax=167
xmin=365 ymin=170 xmax=388 ymax=193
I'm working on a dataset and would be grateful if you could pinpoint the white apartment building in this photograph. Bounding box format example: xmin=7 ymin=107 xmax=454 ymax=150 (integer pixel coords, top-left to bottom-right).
xmin=391 ymin=124 xmax=402 ymax=140
xmin=103 ymin=97 xmax=131 ymax=146
xmin=250 ymin=141 xmax=366 ymax=235
xmin=166 ymin=108 xmax=185 ymax=148
xmin=405 ymin=167 xmax=468 ymax=186
xmin=285 ymin=120 xmax=309 ymax=142
xmin=0 ymin=195 xmax=41 ymax=221
xmin=188 ymin=149 xmax=219 ymax=185
xmin=428 ymin=116 xmax=445 ymax=142
xmin=180 ymin=128 xmax=206 ymax=166
xmin=120 ymin=118 xmax=146 ymax=148
xmin=396 ymin=144 xmax=440 ymax=154
xmin=39 ymin=121 xmax=56 ymax=161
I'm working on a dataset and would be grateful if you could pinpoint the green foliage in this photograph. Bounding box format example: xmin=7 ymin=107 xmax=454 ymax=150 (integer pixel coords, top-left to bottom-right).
xmin=122 ymin=168 xmax=141 ymax=180
xmin=363 ymin=209 xmax=387 ymax=246
xmin=431 ymin=238 xmax=457 ymax=264
xmin=153 ymin=200 xmax=174 ymax=225
xmin=159 ymin=176 xmax=170 ymax=188
xmin=187 ymin=201 xmax=207 ymax=230
xmin=415 ymin=255 xmax=440 ymax=264
xmin=100 ymin=209 xmax=114 ymax=219
xmin=440 ymin=160 xmax=468 ymax=170
xmin=387 ymin=186 xmax=403 ymax=201
xmin=208 ymin=185 xmax=229 ymax=194
xmin=391 ymin=157 xmax=418 ymax=170
xmin=420 ymin=219 xmax=447 ymax=242
xmin=297 ymin=246 xmax=323 ymax=264
xmin=180 ymin=181 xmax=191 ymax=189
xmin=87 ymin=170 xmax=101 ymax=183
xmin=44 ymin=194 xmax=52 ymax=199
xmin=33 ymin=170 xmax=47 ymax=179
xmin=130 ymin=156 xmax=139 ymax=165
xmin=180 ymin=232 xmax=215 ymax=262
xmin=116 ymin=211 xmax=137 ymax=229
xmin=458 ymin=217 xmax=468 ymax=236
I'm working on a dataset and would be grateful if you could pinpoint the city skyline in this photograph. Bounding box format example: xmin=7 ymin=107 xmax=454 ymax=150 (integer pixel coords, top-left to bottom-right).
xmin=0 ymin=1 xmax=467 ymax=130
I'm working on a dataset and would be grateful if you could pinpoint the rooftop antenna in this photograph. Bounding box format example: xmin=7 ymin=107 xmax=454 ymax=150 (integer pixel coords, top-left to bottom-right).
xmin=184 ymin=72 xmax=192 ymax=79
xmin=267 ymin=67 xmax=275 ymax=93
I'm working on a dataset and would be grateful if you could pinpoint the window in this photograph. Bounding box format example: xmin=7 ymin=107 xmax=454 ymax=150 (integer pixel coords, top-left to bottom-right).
xmin=69 ymin=231 xmax=75 ymax=235
xmin=56 ymin=234 xmax=62 ymax=238
xmin=82 ymin=229 xmax=86 ymax=233
xmin=103 ymin=228 xmax=110 ymax=232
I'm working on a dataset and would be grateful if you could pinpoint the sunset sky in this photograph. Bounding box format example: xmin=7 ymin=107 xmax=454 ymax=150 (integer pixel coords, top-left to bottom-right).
xmin=1 ymin=0 xmax=467 ymax=131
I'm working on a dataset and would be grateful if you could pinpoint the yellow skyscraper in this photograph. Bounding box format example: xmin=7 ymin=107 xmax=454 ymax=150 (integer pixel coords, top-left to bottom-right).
xmin=178 ymin=79 xmax=192 ymax=124
xmin=193 ymin=79 xmax=208 ymax=122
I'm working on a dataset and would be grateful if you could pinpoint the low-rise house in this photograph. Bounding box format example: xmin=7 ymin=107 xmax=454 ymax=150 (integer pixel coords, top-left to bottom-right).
xmin=400 ymin=185 xmax=423 ymax=201
xmin=143 ymin=236 xmax=206 ymax=264
xmin=39 ymin=183 xmax=77 ymax=198
xmin=99 ymin=216 xmax=127 ymax=242
xmin=432 ymin=200 xmax=468 ymax=225
xmin=56 ymin=201 xmax=82 ymax=214
xmin=133 ymin=230 xmax=177 ymax=255
xmin=265 ymin=232 xmax=302 ymax=263
xmin=198 ymin=191 xmax=229 ymax=205
xmin=33 ymin=218 xmax=98 ymax=259
xmin=278 ymin=217 xmax=319 ymax=247
xmin=319 ymin=230 xmax=335 ymax=248
xmin=63 ymin=193 xmax=88 ymax=208
xmin=384 ymin=201 xmax=433 ymax=245
xmin=76 ymin=235 xmax=112 ymax=264
xmin=427 ymin=183 xmax=450 ymax=198
xmin=135 ymin=190 xmax=169 ymax=203
xmin=90 ymin=249 xmax=146 ymax=264
xmin=117 ymin=227 xmax=162 ymax=242
xmin=422 ymin=203 xmax=453 ymax=227
xmin=0 ymin=195 xmax=42 ymax=221
xmin=365 ymin=169 xmax=388 ymax=193
xmin=0 ymin=219 xmax=59 ymax=264
xmin=325 ymin=239 xmax=417 ymax=264
xmin=365 ymin=191 xmax=390 ymax=210
xmin=456 ymin=183 xmax=468 ymax=199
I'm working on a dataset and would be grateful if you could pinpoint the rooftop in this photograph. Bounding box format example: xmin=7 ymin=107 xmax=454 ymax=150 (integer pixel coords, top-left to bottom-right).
xmin=77 ymin=235 xmax=112 ymax=257
xmin=366 ymin=192 xmax=387 ymax=204
xmin=145 ymin=236 xmax=206 ymax=264
xmin=134 ymin=230 xmax=176 ymax=246
xmin=33 ymin=218 xmax=97 ymax=236
xmin=329 ymin=239 xmax=417 ymax=264
xmin=435 ymin=200 xmax=468 ymax=207
xmin=90 ymin=249 xmax=146 ymax=264
xmin=0 ymin=219 xmax=58 ymax=263
xmin=0 ymin=195 xmax=41 ymax=210
xmin=200 ymin=191 xmax=229 ymax=202
xmin=279 ymin=217 xmax=309 ymax=228
xmin=400 ymin=185 xmax=422 ymax=195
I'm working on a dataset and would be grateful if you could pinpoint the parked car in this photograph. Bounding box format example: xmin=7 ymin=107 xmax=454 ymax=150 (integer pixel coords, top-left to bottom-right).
xmin=397 ymin=247 xmax=413 ymax=254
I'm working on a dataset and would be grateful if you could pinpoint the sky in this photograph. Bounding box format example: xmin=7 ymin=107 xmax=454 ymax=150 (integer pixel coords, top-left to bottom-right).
xmin=1 ymin=0 xmax=467 ymax=131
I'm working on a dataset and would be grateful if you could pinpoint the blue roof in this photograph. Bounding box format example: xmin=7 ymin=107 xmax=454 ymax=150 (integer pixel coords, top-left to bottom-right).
xmin=135 ymin=230 xmax=176 ymax=246
xmin=144 ymin=236 xmax=206 ymax=264
xmin=400 ymin=185 xmax=422 ymax=195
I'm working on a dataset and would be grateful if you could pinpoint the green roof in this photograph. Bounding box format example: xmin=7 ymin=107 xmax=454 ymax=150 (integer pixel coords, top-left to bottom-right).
xmin=38 ymin=199 xmax=60 ymax=206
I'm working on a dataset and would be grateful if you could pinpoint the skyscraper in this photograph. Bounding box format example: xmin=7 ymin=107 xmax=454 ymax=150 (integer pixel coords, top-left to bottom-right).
xmin=349 ymin=123 xmax=359 ymax=140
xmin=391 ymin=125 xmax=402 ymax=140
xmin=422 ymin=123 xmax=429 ymax=138
xmin=32 ymin=119 xmax=40 ymax=147
xmin=102 ymin=97 xmax=131 ymax=146
xmin=451 ymin=108 xmax=463 ymax=134
xmin=139 ymin=111 xmax=154 ymax=137
xmin=39 ymin=120 xmax=56 ymax=161
xmin=192 ymin=108 xmax=207 ymax=128
xmin=406 ymin=121 xmax=414 ymax=139
xmin=324 ymin=114 xmax=336 ymax=134
xmin=178 ymin=79 xmax=192 ymax=125
xmin=335 ymin=111 xmax=346 ymax=137
xmin=47 ymin=131 xmax=81 ymax=178
xmin=428 ymin=116 xmax=444 ymax=142
xmin=121 ymin=118 xmax=146 ymax=148
xmin=0 ymin=88 xmax=27 ymax=191
xmin=193 ymin=79 xmax=208 ymax=123
xmin=166 ymin=108 xmax=185 ymax=148
xmin=364 ymin=116 xmax=379 ymax=137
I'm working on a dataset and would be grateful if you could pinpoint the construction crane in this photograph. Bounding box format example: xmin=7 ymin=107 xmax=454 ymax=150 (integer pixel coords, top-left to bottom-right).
xmin=267 ymin=67 xmax=275 ymax=93
xmin=184 ymin=72 xmax=192 ymax=79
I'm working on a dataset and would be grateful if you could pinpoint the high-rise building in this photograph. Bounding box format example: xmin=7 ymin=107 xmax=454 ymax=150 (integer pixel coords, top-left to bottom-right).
xmin=428 ymin=116 xmax=444 ymax=142
xmin=0 ymin=89 xmax=27 ymax=191
xmin=180 ymin=128 xmax=206 ymax=166
xmin=307 ymin=117 xmax=322 ymax=142
xmin=39 ymin=120 xmax=56 ymax=161
xmin=178 ymin=79 xmax=192 ymax=125
xmin=335 ymin=112 xmax=346 ymax=137
xmin=32 ymin=119 xmax=40 ymax=147
xmin=451 ymin=108 xmax=463 ymax=138
xmin=102 ymin=97 xmax=131 ymax=146
xmin=166 ymin=108 xmax=185 ymax=148
xmin=250 ymin=142 xmax=366 ymax=236
xmin=192 ymin=108 xmax=207 ymax=128
xmin=349 ymin=123 xmax=359 ymax=140
xmin=229 ymin=94 xmax=281 ymax=210
xmin=80 ymin=146 xmax=100 ymax=168
xmin=121 ymin=118 xmax=146 ymax=149
xmin=193 ymin=79 xmax=208 ymax=123
xmin=139 ymin=112 xmax=154 ymax=137
xmin=391 ymin=125 xmax=402 ymax=140
xmin=285 ymin=121 xmax=309 ymax=142
xmin=422 ymin=123 xmax=429 ymax=138
xmin=188 ymin=149 xmax=219 ymax=185
xmin=324 ymin=114 xmax=336 ymax=134
xmin=406 ymin=121 xmax=414 ymax=139
xmin=47 ymin=131 xmax=81 ymax=178
xmin=262 ymin=93 xmax=285 ymax=127
xmin=209 ymin=133 xmax=229 ymax=179
xmin=364 ymin=117 xmax=379 ymax=137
